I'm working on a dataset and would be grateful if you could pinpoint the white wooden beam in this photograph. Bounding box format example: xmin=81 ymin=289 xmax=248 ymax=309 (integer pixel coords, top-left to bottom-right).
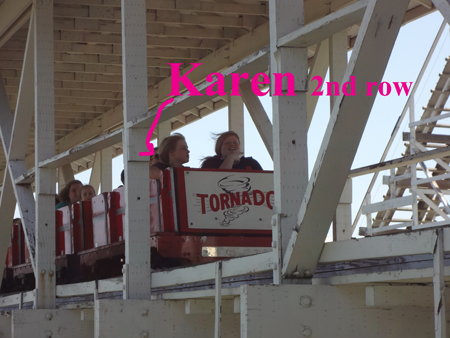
xmin=100 ymin=147 xmax=112 ymax=193
xmin=349 ymin=146 xmax=450 ymax=178
xmin=282 ymin=0 xmax=410 ymax=278
xmin=121 ymin=0 xmax=151 ymax=300
xmin=307 ymin=40 xmax=329 ymax=127
xmin=433 ymin=229 xmax=446 ymax=338
xmin=9 ymin=7 xmax=34 ymax=161
xmin=0 ymin=0 xmax=32 ymax=47
xmin=152 ymin=252 xmax=272 ymax=288
xmin=432 ymin=0 xmax=450 ymax=23
xmin=241 ymin=81 xmax=273 ymax=159
xmin=328 ymin=29 xmax=347 ymax=110
xmin=157 ymin=120 xmax=171 ymax=145
xmin=89 ymin=151 xmax=101 ymax=193
xmin=228 ymin=94 xmax=245 ymax=154
xmin=277 ymin=0 xmax=368 ymax=48
xmin=270 ymin=0 xmax=309 ymax=277
xmin=318 ymin=227 xmax=445 ymax=264
xmin=59 ymin=164 xmax=75 ymax=187
xmin=34 ymin=0 xmax=56 ymax=308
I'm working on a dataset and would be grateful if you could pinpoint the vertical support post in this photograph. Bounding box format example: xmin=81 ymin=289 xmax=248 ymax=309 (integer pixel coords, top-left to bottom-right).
xmin=241 ymin=81 xmax=273 ymax=159
xmin=433 ymin=228 xmax=446 ymax=338
xmin=365 ymin=194 xmax=372 ymax=230
xmin=328 ymin=30 xmax=348 ymax=110
xmin=34 ymin=0 xmax=56 ymax=309
xmin=389 ymin=168 xmax=396 ymax=199
xmin=215 ymin=261 xmax=222 ymax=338
xmin=121 ymin=0 xmax=151 ymax=299
xmin=89 ymin=151 xmax=101 ymax=193
xmin=59 ymin=163 xmax=74 ymax=189
xmin=270 ymin=0 xmax=308 ymax=260
xmin=157 ymin=120 xmax=171 ymax=145
xmin=228 ymin=94 xmax=245 ymax=154
xmin=409 ymin=99 xmax=418 ymax=225
xmin=334 ymin=179 xmax=352 ymax=241
xmin=100 ymin=147 xmax=112 ymax=193
xmin=272 ymin=214 xmax=282 ymax=284
xmin=307 ymin=40 xmax=329 ymax=127
xmin=329 ymin=29 xmax=348 ymax=241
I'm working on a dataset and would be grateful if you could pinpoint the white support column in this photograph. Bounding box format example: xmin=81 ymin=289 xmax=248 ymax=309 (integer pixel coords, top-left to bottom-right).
xmin=241 ymin=81 xmax=273 ymax=159
xmin=328 ymin=30 xmax=348 ymax=110
xmin=433 ymin=229 xmax=446 ymax=338
xmin=307 ymin=40 xmax=329 ymax=127
xmin=409 ymin=99 xmax=419 ymax=225
xmin=432 ymin=0 xmax=450 ymax=23
xmin=282 ymin=0 xmax=410 ymax=278
xmin=228 ymin=94 xmax=245 ymax=154
xmin=34 ymin=0 xmax=56 ymax=308
xmin=100 ymin=147 xmax=112 ymax=193
xmin=157 ymin=120 xmax=171 ymax=145
xmin=121 ymin=0 xmax=151 ymax=299
xmin=335 ymin=179 xmax=352 ymax=241
xmin=89 ymin=151 xmax=101 ymax=193
xmin=59 ymin=163 xmax=74 ymax=188
xmin=329 ymin=29 xmax=350 ymax=241
xmin=270 ymin=0 xmax=309 ymax=260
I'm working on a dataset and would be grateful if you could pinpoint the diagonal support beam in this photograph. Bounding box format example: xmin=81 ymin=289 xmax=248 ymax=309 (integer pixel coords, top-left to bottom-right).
xmin=241 ymin=81 xmax=273 ymax=158
xmin=0 ymin=14 xmax=38 ymax=274
xmin=431 ymin=0 xmax=450 ymax=23
xmin=282 ymin=0 xmax=410 ymax=278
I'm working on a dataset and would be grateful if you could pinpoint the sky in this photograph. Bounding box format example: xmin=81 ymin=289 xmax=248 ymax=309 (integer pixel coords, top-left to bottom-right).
xmin=69 ymin=10 xmax=449 ymax=237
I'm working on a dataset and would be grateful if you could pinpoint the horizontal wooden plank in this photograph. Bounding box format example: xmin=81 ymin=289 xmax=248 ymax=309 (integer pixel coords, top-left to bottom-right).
xmin=403 ymin=132 xmax=450 ymax=144
xmin=278 ymin=0 xmax=367 ymax=48
xmin=319 ymin=227 xmax=444 ymax=264
xmin=362 ymin=196 xmax=414 ymax=215
xmin=152 ymin=252 xmax=272 ymax=288
xmin=349 ymin=146 xmax=450 ymax=178
xmin=39 ymin=129 xmax=122 ymax=169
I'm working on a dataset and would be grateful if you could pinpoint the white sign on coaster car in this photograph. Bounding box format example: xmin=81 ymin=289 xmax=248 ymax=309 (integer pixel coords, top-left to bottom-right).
xmin=183 ymin=170 xmax=274 ymax=230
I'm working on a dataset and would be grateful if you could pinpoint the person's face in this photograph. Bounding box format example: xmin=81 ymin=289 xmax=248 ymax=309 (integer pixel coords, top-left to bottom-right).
xmin=220 ymin=136 xmax=240 ymax=159
xmin=69 ymin=183 xmax=82 ymax=204
xmin=81 ymin=187 xmax=95 ymax=201
xmin=170 ymin=140 xmax=190 ymax=166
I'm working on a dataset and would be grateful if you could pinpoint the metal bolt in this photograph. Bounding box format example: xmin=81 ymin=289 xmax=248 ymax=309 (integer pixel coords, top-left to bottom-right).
xmin=271 ymin=241 xmax=277 ymax=248
xmin=300 ymin=296 xmax=312 ymax=308
xmin=141 ymin=331 xmax=149 ymax=337
xmin=303 ymin=270 xmax=312 ymax=278
xmin=40 ymin=270 xmax=46 ymax=276
xmin=45 ymin=312 xmax=53 ymax=320
xmin=293 ymin=271 xmax=300 ymax=276
xmin=45 ymin=330 xmax=53 ymax=337
xmin=141 ymin=309 xmax=149 ymax=316
xmin=48 ymin=270 xmax=54 ymax=277
xmin=301 ymin=326 xmax=312 ymax=337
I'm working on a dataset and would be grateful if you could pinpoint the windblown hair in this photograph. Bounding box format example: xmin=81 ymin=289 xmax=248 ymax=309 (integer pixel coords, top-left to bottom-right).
xmin=58 ymin=180 xmax=82 ymax=203
xmin=159 ymin=133 xmax=185 ymax=164
xmin=213 ymin=131 xmax=240 ymax=157
xmin=201 ymin=131 xmax=241 ymax=165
